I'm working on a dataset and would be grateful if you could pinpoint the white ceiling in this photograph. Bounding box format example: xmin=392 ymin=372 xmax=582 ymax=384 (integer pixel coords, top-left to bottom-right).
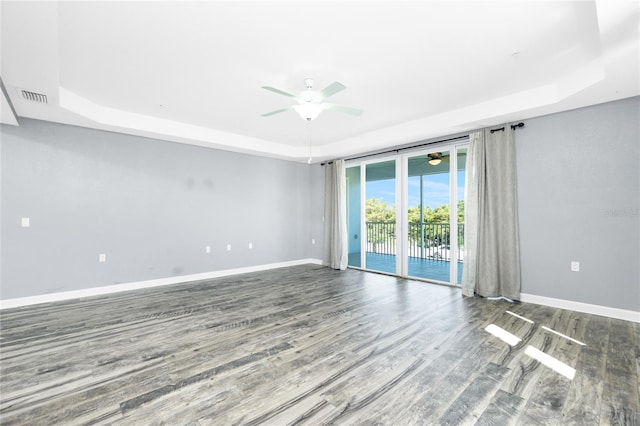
xmin=1 ymin=1 xmax=638 ymax=163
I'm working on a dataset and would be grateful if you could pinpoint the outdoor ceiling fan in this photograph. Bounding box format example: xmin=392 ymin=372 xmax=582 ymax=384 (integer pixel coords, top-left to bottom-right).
xmin=261 ymin=78 xmax=363 ymax=121
xmin=428 ymin=152 xmax=449 ymax=166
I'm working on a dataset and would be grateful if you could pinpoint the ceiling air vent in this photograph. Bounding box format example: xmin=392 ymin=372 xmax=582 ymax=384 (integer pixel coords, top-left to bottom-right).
xmin=20 ymin=89 xmax=48 ymax=103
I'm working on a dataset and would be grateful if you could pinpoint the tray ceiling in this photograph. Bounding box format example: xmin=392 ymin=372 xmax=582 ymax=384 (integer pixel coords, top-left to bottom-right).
xmin=1 ymin=1 xmax=638 ymax=162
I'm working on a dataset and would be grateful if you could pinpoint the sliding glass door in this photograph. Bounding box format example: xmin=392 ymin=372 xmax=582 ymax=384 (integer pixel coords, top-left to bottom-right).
xmin=406 ymin=147 xmax=466 ymax=284
xmin=347 ymin=158 xmax=398 ymax=274
xmin=346 ymin=142 xmax=467 ymax=285
xmin=407 ymin=151 xmax=451 ymax=281
xmin=365 ymin=160 xmax=397 ymax=274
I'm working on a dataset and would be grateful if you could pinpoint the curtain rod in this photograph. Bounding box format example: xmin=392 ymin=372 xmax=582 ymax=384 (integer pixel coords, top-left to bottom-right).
xmin=490 ymin=122 xmax=525 ymax=133
xmin=321 ymin=122 xmax=525 ymax=165
xmin=320 ymin=134 xmax=468 ymax=166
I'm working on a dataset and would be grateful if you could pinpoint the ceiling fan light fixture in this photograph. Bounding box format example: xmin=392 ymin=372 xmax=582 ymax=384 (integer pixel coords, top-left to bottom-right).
xmin=262 ymin=79 xmax=360 ymax=121
xmin=428 ymin=152 xmax=443 ymax=166
xmin=295 ymin=102 xmax=323 ymax=121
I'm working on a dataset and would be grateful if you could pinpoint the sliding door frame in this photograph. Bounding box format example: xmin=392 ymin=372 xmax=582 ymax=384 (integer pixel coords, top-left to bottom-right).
xmin=352 ymin=155 xmax=400 ymax=273
xmin=346 ymin=139 xmax=468 ymax=284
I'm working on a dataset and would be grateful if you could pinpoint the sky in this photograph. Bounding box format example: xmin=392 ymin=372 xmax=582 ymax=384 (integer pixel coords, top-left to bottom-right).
xmin=366 ymin=171 xmax=465 ymax=209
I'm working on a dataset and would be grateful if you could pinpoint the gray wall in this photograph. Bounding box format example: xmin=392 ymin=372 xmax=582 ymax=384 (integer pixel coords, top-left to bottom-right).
xmin=1 ymin=118 xmax=319 ymax=299
xmin=517 ymin=96 xmax=639 ymax=311
xmin=309 ymin=163 xmax=325 ymax=260
xmin=3 ymin=98 xmax=639 ymax=312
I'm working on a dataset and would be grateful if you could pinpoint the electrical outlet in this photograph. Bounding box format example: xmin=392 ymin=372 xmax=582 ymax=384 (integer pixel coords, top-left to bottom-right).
xmin=21 ymin=217 xmax=30 ymax=227
xmin=99 ymin=253 xmax=106 ymax=262
xmin=248 ymin=242 xmax=253 ymax=249
xmin=312 ymin=238 xmax=315 ymax=245
xmin=571 ymin=261 xmax=580 ymax=272
xmin=205 ymin=246 xmax=211 ymax=253
xmin=226 ymin=244 xmax=231 ymax=251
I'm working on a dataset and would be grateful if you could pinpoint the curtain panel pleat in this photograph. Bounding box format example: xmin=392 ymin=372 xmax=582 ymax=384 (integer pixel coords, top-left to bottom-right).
xmin=323 ymin=160 xmax=348 ymax=270
xmin=462 ymin=128 xmax=521 ymax=300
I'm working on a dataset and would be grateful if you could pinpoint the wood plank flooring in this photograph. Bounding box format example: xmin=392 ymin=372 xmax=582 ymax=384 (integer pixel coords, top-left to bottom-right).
xmin=0 ymin=264 xmax=638 ymax=425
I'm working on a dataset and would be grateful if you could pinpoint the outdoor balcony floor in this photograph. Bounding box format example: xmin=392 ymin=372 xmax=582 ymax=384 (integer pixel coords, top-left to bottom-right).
xmin=348 ymin=252 xmax=463 ymax=284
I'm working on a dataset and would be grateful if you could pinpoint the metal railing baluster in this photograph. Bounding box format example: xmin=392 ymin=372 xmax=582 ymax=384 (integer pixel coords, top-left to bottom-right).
xmin=364 ymin=221 xmax=464 ymax=262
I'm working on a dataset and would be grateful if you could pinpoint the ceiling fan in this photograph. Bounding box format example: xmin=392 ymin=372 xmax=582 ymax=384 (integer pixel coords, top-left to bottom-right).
xmin=261 ymin=78 xmax=363 ymax=121
xmin=427 ymin=152 xmax=449 ymax=165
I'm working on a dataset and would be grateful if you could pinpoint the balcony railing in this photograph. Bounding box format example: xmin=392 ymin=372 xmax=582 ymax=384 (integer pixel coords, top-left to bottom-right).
xmin=366 ymin=221 xmax=464 ymax=262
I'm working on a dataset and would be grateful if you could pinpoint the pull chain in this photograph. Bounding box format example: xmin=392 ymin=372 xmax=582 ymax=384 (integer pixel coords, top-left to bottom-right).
xmin=307 ymin=119 xmax=312 ymax=164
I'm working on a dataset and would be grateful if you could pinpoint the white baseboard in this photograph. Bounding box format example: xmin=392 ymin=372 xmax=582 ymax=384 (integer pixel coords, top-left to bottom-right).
xmin=0 ymin=258 xmax=324 ymax=310
xmin=6 ymin=264 xmax=635 ymax=324
xmin=521 ymin=293 xmax=640 ymax=323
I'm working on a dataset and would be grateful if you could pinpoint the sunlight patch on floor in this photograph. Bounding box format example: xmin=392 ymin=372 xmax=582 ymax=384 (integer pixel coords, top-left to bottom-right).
xmin=506 ymin=310 xmax=534 ymax=324
xmin=525 ymin=345 xmax=576 ymax=380
xmin=541 ymin=326 xmax=586 ymax=346
xmin=485 ymin=324 xmax=522 ymax=346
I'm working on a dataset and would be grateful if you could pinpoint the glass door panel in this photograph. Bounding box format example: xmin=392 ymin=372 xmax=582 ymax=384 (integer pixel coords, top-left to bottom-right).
xmin=346 ymin=166 xmax=362 ymax=268
xmin=407 ymin=151 xmax=451 ymax=282
xmin=365 ymin=160 xmax=396 ymax=274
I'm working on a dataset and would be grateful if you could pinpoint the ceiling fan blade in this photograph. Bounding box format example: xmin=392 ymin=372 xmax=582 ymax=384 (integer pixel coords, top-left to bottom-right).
xmin=324 ymin=103 xmax=363 ymax=116
xmin=261 ymin=107 xmax=292 ymax=117
xmin=261 ymin=86 xmax=297 ymax=98
xmin=321 ymin=81 xmax=346 ymax=99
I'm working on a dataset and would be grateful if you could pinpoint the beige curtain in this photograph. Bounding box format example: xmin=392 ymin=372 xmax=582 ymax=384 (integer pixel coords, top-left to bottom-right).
xmin=323 ymin=160 xmax=348 ymax=270
xmin=462 ymin=127 xmax=521 ymax=300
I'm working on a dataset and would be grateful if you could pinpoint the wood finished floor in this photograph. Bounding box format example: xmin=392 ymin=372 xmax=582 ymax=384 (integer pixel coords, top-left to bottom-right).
xmin=0 ymin=265 xmax=638 ymax=425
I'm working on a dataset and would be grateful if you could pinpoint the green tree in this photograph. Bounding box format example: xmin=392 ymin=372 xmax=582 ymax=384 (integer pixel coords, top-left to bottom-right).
xmin=408 ymin=205 xmax=430 ymax=223
xmin=432 ymin=205 xmax=449 ymax=223
xmin=365 ymin=198 xmax=395 ymax=222
xmin=457 ymin=200 xmax=465 ymax=223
